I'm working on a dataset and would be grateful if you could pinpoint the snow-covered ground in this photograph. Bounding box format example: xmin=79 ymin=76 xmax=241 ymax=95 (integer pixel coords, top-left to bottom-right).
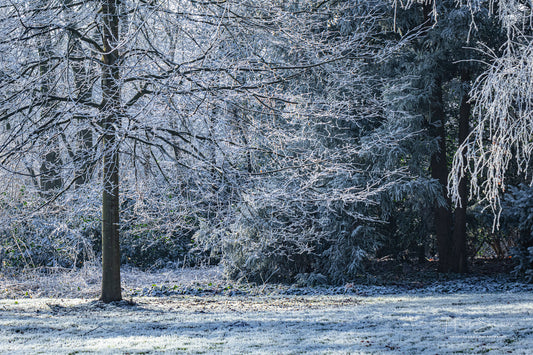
xmin=1 ymin=265 xmax=532 ymax=354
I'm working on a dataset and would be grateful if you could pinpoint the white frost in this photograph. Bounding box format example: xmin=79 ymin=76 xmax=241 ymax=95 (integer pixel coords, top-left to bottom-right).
xmin=0 ymin=291 xmax=532 ymax=353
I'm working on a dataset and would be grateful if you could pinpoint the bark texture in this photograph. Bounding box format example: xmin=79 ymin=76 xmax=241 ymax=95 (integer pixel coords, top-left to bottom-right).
xmin=450 ymin=72 xmax=471 ymax=273
xmin=100 ymin=0 xmax=122 ymax=303
xmin=428 ymin=76 xmax=454 ymax=273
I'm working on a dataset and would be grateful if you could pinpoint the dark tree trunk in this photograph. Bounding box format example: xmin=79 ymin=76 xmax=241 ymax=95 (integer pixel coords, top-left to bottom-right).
xmin=428 ymin=75 xmax=454 ymax=273
xmin=75 ymin=128 xmax=94 ymax=186
xmin=421 ymin=4 xmax=467 ymax=273
xmin=100 ymin=0 xmax=122 ymax=303
xmin=101 ymin=135 xmax=121 ymax=302
xmin=68 ymin=34 xmax=96 ymax=187
xmin=40 ymin=151 xmax=63 ymax=193
xmin=450 ymin=72 xmax=471 ymax=273
xmin=38 ymin=27 xmax=63 ymax=196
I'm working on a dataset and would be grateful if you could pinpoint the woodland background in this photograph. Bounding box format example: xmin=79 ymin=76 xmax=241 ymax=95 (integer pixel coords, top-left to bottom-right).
xmin=1 ymin=0 xmax=533 ymax=301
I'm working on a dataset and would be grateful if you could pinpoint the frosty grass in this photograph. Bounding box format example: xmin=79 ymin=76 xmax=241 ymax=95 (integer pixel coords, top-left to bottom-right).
xmin=1 ymin=265 xmax=532 ymax=354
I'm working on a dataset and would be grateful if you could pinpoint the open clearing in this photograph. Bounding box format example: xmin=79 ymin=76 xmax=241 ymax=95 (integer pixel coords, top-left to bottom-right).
xmin=1 ymin=266 xmax=532 ymax=354
xmin=0 ymin=292 xmax=532 ymax=354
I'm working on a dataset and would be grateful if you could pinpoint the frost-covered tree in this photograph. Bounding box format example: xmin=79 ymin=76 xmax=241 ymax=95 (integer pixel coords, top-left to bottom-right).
xmin=446 ymin=0 xmax=533 ymax=279
xmin=384 ymin=0 xmax=505 ymax=272
xmin=191 ymin=0 xmax=445 ymax=283
xmin=450 ymin=0 xmax=533 ymax=217
xmin=1 ymin=0 xmax=416 ymax=294
xmin=3 ymin=0 xmax=353 ymax=299
xmin=0 ymin=0 xmax=130 ymax=301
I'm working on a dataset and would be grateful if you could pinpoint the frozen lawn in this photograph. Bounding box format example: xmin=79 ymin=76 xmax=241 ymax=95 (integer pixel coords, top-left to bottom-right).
xmin=1 ymin=266 xmax=532 ymax=354
xmin=1 ymin=293 xmax=532 ymax=354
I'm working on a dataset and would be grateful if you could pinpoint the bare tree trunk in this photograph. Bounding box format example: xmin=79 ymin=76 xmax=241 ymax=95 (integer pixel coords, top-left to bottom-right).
xmin=428 ymin=75 xmax=454 ymax=273
xmin=420 ymin=4 xmax=459 ymax=273
xmin=40 ymin=150 xmax=63 ymax=192
xmin=75 ymin=128 xmax=94 ymax=185
xmin=68 ymin=36 xmax=95 ymax=186
xmin=38 ymin=27 xmax=63 ymax=195
xmin=450 ymin=71 xmax=471 ymax=273
xmin=100 ymin=0 xmax=122 ymax=303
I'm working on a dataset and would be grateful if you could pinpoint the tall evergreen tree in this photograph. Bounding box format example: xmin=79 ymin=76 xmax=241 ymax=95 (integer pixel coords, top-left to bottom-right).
xmin=378 ymin=0 xmax=503 ymax=272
